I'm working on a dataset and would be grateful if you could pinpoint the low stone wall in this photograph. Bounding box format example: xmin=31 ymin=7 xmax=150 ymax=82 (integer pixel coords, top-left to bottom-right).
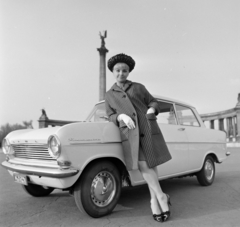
xmin=227 ymin=142 xmax=240 ymax=148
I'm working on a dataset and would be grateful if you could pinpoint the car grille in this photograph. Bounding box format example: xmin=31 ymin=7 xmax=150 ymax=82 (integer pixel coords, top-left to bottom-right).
xmin=12 ymin=144 xmax=56 ymax=161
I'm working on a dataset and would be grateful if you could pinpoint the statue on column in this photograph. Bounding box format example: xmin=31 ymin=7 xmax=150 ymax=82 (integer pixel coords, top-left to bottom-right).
xmin=99 ymin=31 xmax=107 ymax=48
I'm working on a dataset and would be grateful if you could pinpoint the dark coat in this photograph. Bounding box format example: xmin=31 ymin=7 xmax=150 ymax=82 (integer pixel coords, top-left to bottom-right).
xmin=105 ymin=81 xmax=172 ymax=170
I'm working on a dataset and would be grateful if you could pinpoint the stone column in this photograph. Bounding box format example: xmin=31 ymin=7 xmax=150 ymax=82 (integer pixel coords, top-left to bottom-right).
xmin=228 ymin=117 xmax=233 ymax=142
xmin=97 ymin=31 xmax=108 ymax=101
xmin=38 ymin=109 xmax=49 ymax=128
xmin=232 ymin=117 xmax=236 ymax=141
xmin=235 ymin=93 xmax=240 ymax=142
xmin=210 ymin=120 xmax=214 ymax=129
xmin=226 ymin=117 xmax=230 ymax=140
xmin=218 ymin=118 xmax=224 ymax=131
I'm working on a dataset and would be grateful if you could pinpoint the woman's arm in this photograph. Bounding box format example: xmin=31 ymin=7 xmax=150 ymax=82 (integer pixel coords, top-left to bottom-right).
xmin=143 ymin=85 xmax=161 ymax=115
xmin=105 ymin=97 xmax=119 ymax=126
xmin=105 ymin=94 xmax=135 ymax=129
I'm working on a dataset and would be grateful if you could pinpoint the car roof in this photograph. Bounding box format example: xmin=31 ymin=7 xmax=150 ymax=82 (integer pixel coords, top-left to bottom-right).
xmin=153 ymin=95 xmax=194 ymax=108
xmin=97 ymin=95 xmax=195 ymax=108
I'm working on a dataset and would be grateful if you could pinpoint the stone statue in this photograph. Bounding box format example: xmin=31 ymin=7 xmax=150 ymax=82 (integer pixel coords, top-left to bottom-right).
xmin=99 ymin=31 xmax=107 ymax=48
xmin=40 ymin=109 xmax=48 ymax=120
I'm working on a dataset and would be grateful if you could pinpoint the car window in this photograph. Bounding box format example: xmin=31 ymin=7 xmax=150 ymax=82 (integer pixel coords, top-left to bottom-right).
xmin=157 ymin=101 xmax=177 ymax=125
xmin=175 ymin=104 xmax=200 ymax=127
xmin=86 ymin=103 xmax=109 ymax=122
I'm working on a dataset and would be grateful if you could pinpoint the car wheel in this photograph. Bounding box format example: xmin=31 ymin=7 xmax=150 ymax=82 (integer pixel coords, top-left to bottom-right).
xmin=22 ymin=183 xmax=54 ymax=197
xmin=197 ymin=155 xmax=215 ymax=186
xmin=73 ymin=160 xmax=121 ymax=218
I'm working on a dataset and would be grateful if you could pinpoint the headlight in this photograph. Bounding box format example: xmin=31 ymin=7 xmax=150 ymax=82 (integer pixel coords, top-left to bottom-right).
xmin=2 ymin=138 xmax=14 ymax=155
xmin=48 ymin=135 xmax=61 ymax=159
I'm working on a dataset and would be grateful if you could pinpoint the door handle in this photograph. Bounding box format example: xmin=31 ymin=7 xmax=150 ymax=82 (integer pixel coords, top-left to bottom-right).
xmin=178 ymin=128 xmax=185 ymax=131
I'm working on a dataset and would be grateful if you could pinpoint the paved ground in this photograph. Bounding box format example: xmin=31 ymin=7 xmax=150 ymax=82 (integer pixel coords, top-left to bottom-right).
xmin=0 ymin=148 xmax=239 ymax=227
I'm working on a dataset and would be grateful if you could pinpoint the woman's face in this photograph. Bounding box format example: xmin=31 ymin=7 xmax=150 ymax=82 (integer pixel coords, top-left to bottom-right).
xmin=113 ymin=63 xmax=130 ymax=84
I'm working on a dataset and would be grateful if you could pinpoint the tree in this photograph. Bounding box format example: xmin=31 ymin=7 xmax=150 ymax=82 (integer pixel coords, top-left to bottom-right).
xmin=0 ymin=121 xmax=33 ymax=147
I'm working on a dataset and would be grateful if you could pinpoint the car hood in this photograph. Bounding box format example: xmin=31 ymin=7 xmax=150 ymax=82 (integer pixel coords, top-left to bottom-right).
xmin=6 ymin=122 xmax=122 ymax=145
xmin=56 ymin=122 xmax=121 ymax=145
xmin=6 ymin=127 xmax=61 ymax=144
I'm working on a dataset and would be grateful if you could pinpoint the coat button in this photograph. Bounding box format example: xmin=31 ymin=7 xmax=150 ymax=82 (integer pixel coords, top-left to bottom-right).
xmin=133 ymin=113 xmax=136 ymax=116
xmin=122 ymin=95 xmax=126 ymax=98
xmin=140 ymin=133 xmax=144 ymax=137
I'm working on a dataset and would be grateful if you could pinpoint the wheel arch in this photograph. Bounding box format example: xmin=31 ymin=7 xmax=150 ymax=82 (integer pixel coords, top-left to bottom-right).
xmin=204 ymin=152 xmax=219 ymax=163
xmin=192 ymin=152 xmax=219 ymax=176
xmin=71 ymin=157 xmax=130 ymax=190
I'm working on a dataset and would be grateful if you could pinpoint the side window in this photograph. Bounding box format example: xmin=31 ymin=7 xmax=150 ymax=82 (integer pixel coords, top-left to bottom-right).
xmin=157 ymin=101 xmax=177 ymax=125
xmin=175 ymin=105 xmax=200 ymax=127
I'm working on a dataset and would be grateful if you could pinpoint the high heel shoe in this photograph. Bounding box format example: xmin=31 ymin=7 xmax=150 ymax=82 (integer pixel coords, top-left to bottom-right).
xmin=153 ymin=194 xmax=172 ymax=222
xmin=153 ymin=214 xmax=163 ymax=222
xmin=166 ymin=194 xmax=172 ymax=206
xmin=161 ymin=194 xmax=171 ymax=222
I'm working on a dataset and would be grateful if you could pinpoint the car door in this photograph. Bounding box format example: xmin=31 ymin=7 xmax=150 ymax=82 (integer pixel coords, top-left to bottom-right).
xmin=156 ymin=101 xmax=189 ymax=178
xmin=174 ymin=104 xmax=207 ymax=171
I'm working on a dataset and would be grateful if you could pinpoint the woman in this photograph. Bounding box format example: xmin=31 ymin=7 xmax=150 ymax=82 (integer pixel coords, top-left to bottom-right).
xmin=105 ymin=53 xmax=172 ymax=222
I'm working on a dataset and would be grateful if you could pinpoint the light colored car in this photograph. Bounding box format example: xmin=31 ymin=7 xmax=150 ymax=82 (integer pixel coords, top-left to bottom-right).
xmin=1 ymin=95 xmax=230 ymax=218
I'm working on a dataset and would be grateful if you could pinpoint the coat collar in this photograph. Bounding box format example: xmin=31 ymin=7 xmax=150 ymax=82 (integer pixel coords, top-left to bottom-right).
xmin=111 ymin=80 xmax=132 ymax=92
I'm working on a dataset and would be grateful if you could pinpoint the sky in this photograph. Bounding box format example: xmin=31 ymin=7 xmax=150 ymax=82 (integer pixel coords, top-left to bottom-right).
xmin=0 ymin=0 xmax=239 ymax=129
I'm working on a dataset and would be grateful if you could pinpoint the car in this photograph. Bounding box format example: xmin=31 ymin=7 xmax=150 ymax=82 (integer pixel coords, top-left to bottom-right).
xmin=1 ymin=95 xmax=230 ymax=218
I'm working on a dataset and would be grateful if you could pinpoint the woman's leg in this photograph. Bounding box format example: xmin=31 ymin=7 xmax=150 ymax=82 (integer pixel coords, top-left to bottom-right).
xmin=138 ymin=161 xmax=169 ymax=212
xmin=148 ymin=185 xmax=161 ymax=214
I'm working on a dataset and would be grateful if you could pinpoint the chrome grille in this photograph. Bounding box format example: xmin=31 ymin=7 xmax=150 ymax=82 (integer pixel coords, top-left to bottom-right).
xmin=12 ymin=144 xmax=56 ymax=161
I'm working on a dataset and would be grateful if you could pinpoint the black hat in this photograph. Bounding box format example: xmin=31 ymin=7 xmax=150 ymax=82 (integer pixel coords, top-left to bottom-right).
xmin=108 ymin=53 xmax=135 ymax=72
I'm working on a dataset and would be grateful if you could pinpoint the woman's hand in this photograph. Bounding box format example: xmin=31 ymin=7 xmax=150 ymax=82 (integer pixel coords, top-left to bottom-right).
xmin=147 ymin=107 xmax=155 ymax=114
xmin=118 ymin=114 xmax=135 ymax=129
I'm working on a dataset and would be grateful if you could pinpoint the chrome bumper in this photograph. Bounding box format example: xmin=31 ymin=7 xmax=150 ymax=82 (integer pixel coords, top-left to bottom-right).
xmin=1 ymin=161 xmax=79 ymax=178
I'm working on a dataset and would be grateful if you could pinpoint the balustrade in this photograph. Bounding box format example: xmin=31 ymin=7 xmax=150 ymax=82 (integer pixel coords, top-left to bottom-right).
xmin=38 ymin=109 xmax=78 ymax=128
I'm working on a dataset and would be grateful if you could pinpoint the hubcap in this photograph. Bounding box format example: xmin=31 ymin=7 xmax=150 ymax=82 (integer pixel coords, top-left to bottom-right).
xmin=90 ymin=171 xmax=116 ymax=207
xmin=205 ymin=160 xmax=214 ymax=181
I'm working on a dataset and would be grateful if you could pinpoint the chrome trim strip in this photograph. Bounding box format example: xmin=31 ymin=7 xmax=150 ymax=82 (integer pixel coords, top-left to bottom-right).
xmin=80 ymin=141 xmax=226 ymax=145
xmin=1 ymin=161 xmax=79 ymax=178
xmin=166 ymin=141 xmax=226 ymax=145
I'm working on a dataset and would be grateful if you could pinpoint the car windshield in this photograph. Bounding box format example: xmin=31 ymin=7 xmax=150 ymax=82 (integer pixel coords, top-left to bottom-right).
xmin=86 ymin=102 xmax=109 ymax=122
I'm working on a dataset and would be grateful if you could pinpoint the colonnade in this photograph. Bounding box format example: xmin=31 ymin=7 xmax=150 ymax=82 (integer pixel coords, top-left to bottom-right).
xmin=200 ymin=93 xmax=240 ymax=143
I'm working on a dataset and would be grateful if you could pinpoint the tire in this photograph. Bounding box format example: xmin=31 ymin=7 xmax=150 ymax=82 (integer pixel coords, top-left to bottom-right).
xmin=196 ymin=155 xmax=215 ymax=186
xmin=22 ymin=183 xmax=54 ymax=197
xmin=73 ymin=160 xmax=121 ymax=218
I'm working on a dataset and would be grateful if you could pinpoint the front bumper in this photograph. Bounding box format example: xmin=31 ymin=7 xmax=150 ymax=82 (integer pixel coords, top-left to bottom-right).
xmin=1 ymin=161 xmax=79 ymax=178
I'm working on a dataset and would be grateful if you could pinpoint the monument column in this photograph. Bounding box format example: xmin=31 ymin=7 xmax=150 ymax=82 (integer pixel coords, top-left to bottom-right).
xmin=97 ymin=31 xmax=108 ymax=101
